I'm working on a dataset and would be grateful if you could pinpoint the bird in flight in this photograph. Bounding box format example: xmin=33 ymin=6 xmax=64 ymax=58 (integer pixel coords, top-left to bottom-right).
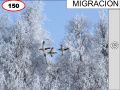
xmin=58 ymin=45 xmax=69 ymax=55
xmin=39 ymin=41 xmax=50 ymax=57
xmin=47 ymin=47 xmax=57 ymax=57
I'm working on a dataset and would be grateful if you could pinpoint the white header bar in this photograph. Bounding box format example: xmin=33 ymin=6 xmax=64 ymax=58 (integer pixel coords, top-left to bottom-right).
xmin=67 ymin=0 xmax=120 ymax=9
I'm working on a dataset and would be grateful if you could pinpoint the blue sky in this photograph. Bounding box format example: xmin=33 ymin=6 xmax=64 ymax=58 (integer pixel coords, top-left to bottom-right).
xmin=44 ymin=1 xmax=105 ymax=48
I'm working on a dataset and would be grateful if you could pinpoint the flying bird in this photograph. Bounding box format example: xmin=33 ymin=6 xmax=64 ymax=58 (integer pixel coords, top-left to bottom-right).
xmin=47 ymin=47 xmax=57 ymax=57
xmin=58 ymin=45 xmax=69 ymax=55
xmin=39 ymin=41 xmax=50 ymax=57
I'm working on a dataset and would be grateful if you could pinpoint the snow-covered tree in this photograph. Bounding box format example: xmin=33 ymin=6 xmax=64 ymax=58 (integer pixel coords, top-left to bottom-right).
xmin=13 ymin=1 xmax=51 ymax=90
xmin=0 ymin=4 xmax=108 ymax=90
xmin=52 ymin=13 xmax=108 ymax=90
xmin=92 ymin=10 xmax=108 ymax=90
xmin=0 ymin=15 xmax=17 ymax=90
xmin=63 ymin=16 xmax=93 ymax=90
xmin=0 ymin=1 xmax=51 ymax=90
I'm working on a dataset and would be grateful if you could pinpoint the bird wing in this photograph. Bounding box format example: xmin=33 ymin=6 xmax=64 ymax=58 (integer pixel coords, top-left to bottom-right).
xmin=50 ymin=48 xmax=53 ymax=52
xmin=64 ymin=48 xmax=69 ymax=50
xmin=45 ymin=48 xmax=51 ymax=50
xmin=42 ymin=41 xmax=45 ymax=48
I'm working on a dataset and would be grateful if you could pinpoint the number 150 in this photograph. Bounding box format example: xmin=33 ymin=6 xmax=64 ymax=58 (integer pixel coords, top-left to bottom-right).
xmin=8 ymin=3 xmax=19 ymax=8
